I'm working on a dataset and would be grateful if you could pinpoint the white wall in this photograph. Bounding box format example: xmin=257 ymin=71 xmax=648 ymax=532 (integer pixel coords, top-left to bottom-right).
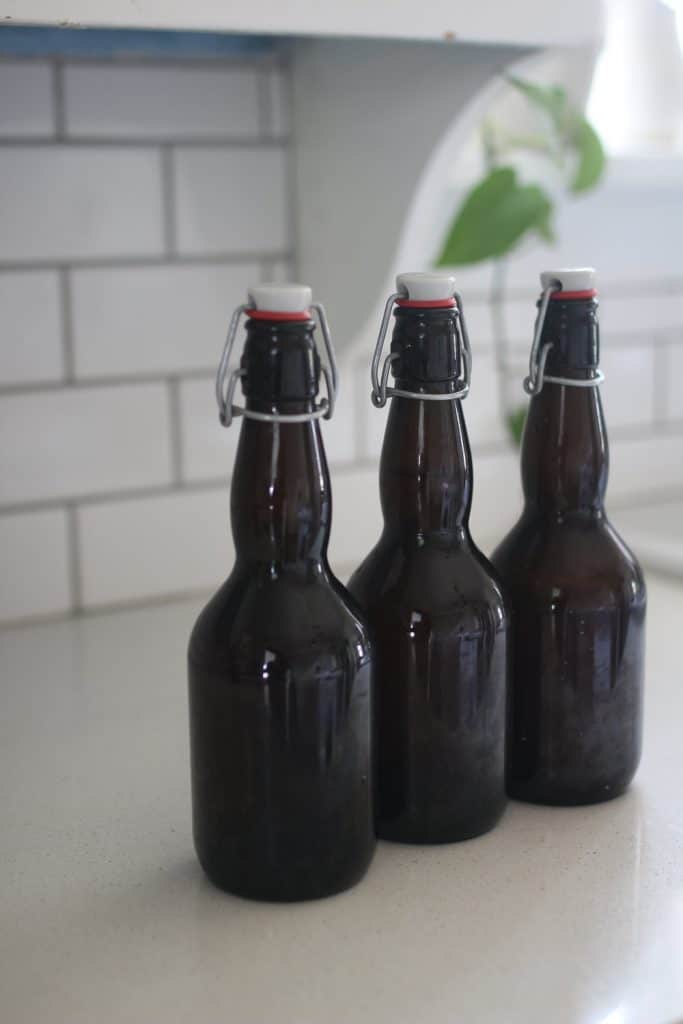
xmin=1 ymin=53 xmax=683 ymax=625
xmin=0 ymin=55 xmax=295 ymax=622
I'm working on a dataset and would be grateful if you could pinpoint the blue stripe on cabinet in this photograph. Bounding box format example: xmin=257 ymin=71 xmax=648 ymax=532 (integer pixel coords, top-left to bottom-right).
xmin=0 ymin=25 xmax=276 ymax=59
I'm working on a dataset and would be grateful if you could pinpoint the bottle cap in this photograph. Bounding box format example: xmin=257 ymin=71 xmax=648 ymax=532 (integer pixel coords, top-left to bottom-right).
xmin=247 ymin=283 xmax=313 ymax=320
xmin=396 ymin=271 xmax=457 ymax=307
xmin=540 ymin=268 xmax=597 ymax=297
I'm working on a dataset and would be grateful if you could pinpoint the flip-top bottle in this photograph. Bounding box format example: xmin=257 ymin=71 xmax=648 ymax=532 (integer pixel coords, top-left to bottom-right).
xmin=188 ymin=284 xmax=374 ymax=900
xmin=349 ymin=273 xmax=508 ymax=843
xmin=492 ymin=268 xmax=646 ymax=805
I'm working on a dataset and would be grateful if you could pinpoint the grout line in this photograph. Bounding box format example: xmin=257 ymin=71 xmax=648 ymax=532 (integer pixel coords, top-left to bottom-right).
xmin=609 ymin=484 xmax=683 ymax=510
xmin=5 ymin=485 xmax=683 ymax=632
xmin=167 ymin=378 xmax=184 ymax=485
xmin=0 ymin=136 xmax=288 ymax=149
xmin=260 ymin=257 xmax=275 ymax=281
xmin=0 ymin=450 xmax=513 ymax=518
xmin=0 ymin=368 xmax=214 ymax=397
xmin=160 ymin=145 xmax=177 ymax=257
xmin=65 ymin=503 xmax=83 ymax=613
xmin=0 ymin=582 xmax=216 ymax=633
xmin=58 ymin=267 xmax=75 ymax=382
xmin=3 ymin=430 xmax=683 ymax=520
xmin=52 ymin=59 xmax=66 ymax=138
xmin=0 ymin=483 xmax=209 ymax=518
xmin=256 ymin=66 xmax=272 ymax=140
xmin=0 ymin=250 xmax=294 ymax=272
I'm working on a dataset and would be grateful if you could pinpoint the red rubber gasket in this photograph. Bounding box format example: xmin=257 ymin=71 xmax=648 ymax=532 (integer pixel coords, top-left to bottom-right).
xmin=395 ymin=298 xmax=457 ymax=309
xmin=246 ymin=308 xmax=311 ymax=321
xmin=549 ymin=289 xmax=598 ymax=300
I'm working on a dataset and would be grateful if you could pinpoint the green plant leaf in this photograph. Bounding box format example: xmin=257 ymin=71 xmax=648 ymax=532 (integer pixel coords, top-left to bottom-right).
xmin=569 ymin=117 xmax=606 ymax=193
xmin=437 ymin=167 xmax=554 ymax=266
xmin=507 ymin=76 xmax=568 ymax=129
xmin=506 ymin=406 xmax=527 ymax=447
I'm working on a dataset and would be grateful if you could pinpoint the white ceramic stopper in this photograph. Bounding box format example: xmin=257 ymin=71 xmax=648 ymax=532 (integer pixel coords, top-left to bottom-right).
xmin=396 ymin=272 xmax=457 ymax=302
xmin=540 ymin=268 xmax=597 ymax=292
xmin=247 ymin=283 xmax=312 ymax=313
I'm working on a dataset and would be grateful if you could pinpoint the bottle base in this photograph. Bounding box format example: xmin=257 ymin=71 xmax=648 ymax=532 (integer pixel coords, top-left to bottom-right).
xmin=508 ymin=779 xmax=633 ymax=807
xmin=377 ymin=802 xmax=506 ymax=845
xmin=196 ymin=844 xmax=376 ymax=903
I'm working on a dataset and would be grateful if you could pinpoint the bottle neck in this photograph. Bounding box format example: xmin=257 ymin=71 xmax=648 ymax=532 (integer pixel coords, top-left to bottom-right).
xmin=522 ymin=296 xmax=608 ymax=520
xmin=380 ymin=306 xmax=471 ymax=543
xmin=230 ymin=318 xmax=330 ymax=571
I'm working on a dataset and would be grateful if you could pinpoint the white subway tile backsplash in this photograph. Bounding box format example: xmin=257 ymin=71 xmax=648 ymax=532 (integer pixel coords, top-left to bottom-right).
xmin=357 ymin=361 xmax=388 ymax=460
xmin=0 ymin=147 xmax=164 ymax=262
xmin=0 ymin=271 xmax=63 ymax=385
xmin=600 ymin=345 xmax=655 ymax=429
xmin=0 ymin=62 xmax=54 ymax=137
xmin=503 ymin=299 xmax=535 ymax=346
xmin=2 ymin=51 xmax=683 ymax=627
xmin=320 ymin=386 xmax=357 ymax=466
xmin=266 ymin=68 xmax=290 ymax=138
xmin=64 ymin=65 xmax=261 ymax=139
xmin=466 ymin=348 xmax=507 ymax=446
xmin=265 ymin=259 xmax=295 ymax=283
xmin=179 ymin=376 xmax=239 ymax=483
xmin=71 ymin=263 xmax=259 ymax=378
xmin=78 ymin=487 xmax=231 ymax=607
xmin=505 ymin=292 xmax=683 ymax=349
xmin=0 ymin=509 xmax=71 ymax=622
xmin=610 ymin=433 xmax=683 ymax=501
xmin=470 ymin=447 xmax=521 ymax=546
xmin=666 ymin=343 xmax=683 ymax=422
xmin=0 ymin=383 xmax=172 ymax=505
xmin=328 ymin=466 xmax=382 ymax=572
xmin=174 ymin=147 xmax=288 ymax=256
xmin=463 ymin=301 xmax=495 ymax=346
xmin=600 ymin=293 xmax=683 ymax=336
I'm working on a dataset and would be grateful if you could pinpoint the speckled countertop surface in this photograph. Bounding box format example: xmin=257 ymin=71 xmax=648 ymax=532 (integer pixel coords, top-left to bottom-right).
xmin=2 ymin=574 xmax=682 ymax=1024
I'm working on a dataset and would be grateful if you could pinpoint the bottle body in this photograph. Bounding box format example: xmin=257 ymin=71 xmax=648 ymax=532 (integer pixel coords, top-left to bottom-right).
xmin=188 ymin=555 xmax=374 ymax=899
xmin=350 ymin=305 xmax=508 ymax=843
xmin=188 ymin=315 xmax=374 ymax=899
xmin=493 ymin=511 xmax=645 ymax=804
xmin=492 ymin=292 xmax=646 ymax=805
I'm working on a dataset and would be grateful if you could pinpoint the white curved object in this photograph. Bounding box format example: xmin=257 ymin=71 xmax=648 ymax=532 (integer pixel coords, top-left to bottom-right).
xmin=540 ymin=267 xmax=597 ymax=291
xmin=396 ymin=271 xmax=457 ymax=301
xmin=247 ymin=283 xmax=312 ymax=313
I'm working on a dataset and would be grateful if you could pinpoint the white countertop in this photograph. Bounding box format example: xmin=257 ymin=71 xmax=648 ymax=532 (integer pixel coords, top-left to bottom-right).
xmin=2 ymin=575 xmax=683 ymax=1024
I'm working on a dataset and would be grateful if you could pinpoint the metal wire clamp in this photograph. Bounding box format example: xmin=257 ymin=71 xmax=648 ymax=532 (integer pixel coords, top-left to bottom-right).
xmin=215 ymin=302 xmax=339 ymax=427
xmin=524 ymin=282 xmax=605 ymax=396
xmin=370 ymin=292 xmax=472 ymax=408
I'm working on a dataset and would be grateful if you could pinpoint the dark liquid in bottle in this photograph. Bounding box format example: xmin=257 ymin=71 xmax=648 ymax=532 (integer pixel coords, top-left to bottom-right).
xmin=492 ymin=293 xmax=645 ymax=805
xmin=349 ymin=305 xmax=508 ymax=843
xmin=188 ymin=316 xmax=375 ymax=900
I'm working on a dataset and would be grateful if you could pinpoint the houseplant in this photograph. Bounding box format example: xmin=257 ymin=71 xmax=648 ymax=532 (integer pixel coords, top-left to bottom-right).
xmin=436 ymin=76 xmax=607 ymax=443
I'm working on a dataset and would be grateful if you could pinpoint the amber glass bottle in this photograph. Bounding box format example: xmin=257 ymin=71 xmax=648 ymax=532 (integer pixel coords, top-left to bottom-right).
xmin=188 ymin=284 xmax=374 ymax=900
xmin=349 ymin=273 xmax=508 ymax=843
xmin=492 ymin=268 xmax=646 ymax=806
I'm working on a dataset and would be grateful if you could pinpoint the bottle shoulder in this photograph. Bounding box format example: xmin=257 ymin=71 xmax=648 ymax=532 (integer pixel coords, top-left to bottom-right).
xmin=492 ymin=512 xmax=646 ymax=604
xmin=349 ymin=534 xmax=508 ymax=628
xmin=189 ymin=566 xmax=370 ymax=670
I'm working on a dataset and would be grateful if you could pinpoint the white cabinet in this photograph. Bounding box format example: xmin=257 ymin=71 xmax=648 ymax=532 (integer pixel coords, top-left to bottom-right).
xmin=1 ymin=0 xmax=604 ymax=48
